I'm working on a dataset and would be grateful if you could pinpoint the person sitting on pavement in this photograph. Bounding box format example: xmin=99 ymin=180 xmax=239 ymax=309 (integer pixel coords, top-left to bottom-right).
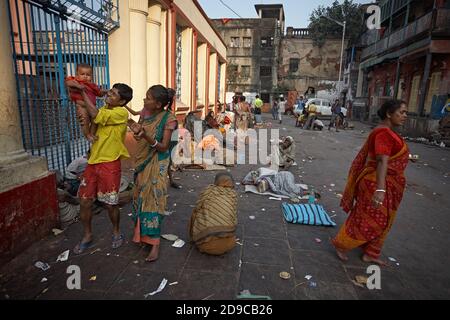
xmin=64 ymin=149 xmax=90 ymax=196
xmin=189 ymin=172 xmax=238 ymax=256
xmin=278 ymin=136 xmax=296 ymax=170
xmin=313 ymin=119 xmax=325 ymax=131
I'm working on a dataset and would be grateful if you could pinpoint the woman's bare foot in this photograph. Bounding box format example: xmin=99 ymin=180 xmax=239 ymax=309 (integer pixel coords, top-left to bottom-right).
xmin=331 ymin=240 xmax=348 ymax=261
xmin=361 ymin=254 xmax=388 ymax=266
xmin=335 ymin=248 xmax=349 ymax=261
xmin=145 ymin=244 xmax=160 ymax=262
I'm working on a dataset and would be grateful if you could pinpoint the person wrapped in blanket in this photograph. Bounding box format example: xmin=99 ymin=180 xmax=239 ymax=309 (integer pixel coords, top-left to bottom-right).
xmin=277 ymin=136 xmax=296 ymax=170
xmin=189 ymin=173 xmax=238 ymax=255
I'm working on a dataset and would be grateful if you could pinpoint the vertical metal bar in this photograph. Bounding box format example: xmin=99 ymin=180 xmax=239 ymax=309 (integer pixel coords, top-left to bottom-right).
xmin=42 ymin=8 xmax=57 ymax=170
xmin=61 ymin=18 xmax=74 ymax=164
xmin=68 ymin=18 xmax=84 ymax=157
xmin=49 ymin=13 xmax=64 ymax=171
xmin=98 ymin=31 xmax=106 ymax=90
xmin=51 ymin=14 xmax=66 ymax=172
xmin=105 ymin=33 xmax=110 ymax=88
xmin=6 ymin=0 xmax=26 ymax=149
xmin=66 ymin=16 xmax=80 ymax=159
xmin=13 ymin=0 xmax=35 ymax=154
xmin=28 ymin=3 xmax=46 ymax=158
xmin=56 ymin=15 xmax=72 ymax=169
xmin=34 ymin=5 xmax=50 ymax=161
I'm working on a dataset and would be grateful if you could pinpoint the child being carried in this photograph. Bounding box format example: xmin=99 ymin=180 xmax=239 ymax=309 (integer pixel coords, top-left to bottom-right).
xmin=65 ymin=63 xmax=107 ymax=142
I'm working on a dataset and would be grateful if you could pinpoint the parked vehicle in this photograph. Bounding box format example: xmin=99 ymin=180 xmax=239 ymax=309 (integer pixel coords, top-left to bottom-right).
xmin=293 ymin=98 xmax=347 ymax=118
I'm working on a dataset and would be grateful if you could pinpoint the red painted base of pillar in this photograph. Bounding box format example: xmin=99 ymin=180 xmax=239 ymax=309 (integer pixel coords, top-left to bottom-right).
xmin=0 ymin=173 xmax=59 ymax=266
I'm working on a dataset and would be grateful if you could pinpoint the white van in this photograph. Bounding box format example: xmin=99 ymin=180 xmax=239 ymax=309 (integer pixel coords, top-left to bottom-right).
xmin=301 ymin=98 xmax=347 ymax=117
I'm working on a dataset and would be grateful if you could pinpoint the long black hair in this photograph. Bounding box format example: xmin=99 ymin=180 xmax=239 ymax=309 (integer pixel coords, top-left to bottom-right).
xmin=149 ymin=85 xmax=175 ymax=111
xmin=377 ymin=100 xmax=406 ymax=120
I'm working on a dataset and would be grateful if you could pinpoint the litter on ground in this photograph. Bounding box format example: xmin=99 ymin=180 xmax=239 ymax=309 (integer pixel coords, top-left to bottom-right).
xmin=144 ymin=278 xmax=168 ymax=298
xmin=56 ymin=250 xmax=70 ymax=262
xmin=34 ymin=261 xmax=50 ymax=271
xmin=172 ymin=239 xmax=185 ymax=248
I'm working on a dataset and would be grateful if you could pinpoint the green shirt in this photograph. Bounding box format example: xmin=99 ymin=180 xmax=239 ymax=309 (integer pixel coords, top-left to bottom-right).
xmin=254 ymin=98 xmax=263 ymax=108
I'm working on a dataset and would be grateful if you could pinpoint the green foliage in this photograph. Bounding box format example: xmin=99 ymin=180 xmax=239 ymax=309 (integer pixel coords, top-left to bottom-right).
xmin=308 ymin=0 xmax=365 ymax=47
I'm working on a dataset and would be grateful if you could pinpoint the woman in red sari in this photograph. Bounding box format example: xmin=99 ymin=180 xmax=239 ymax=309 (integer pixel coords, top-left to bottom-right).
xmin=332 ymin=100 xmax=409 ymax=266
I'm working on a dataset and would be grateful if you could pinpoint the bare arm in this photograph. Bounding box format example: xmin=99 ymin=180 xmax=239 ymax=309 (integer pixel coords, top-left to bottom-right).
xmin=129 ymin=121 xmax=174 ymax=153
xmin=80 ymin=90 xmax=99 ymax=119
xmin=123 ymin=105 xmax=141 ymax=116
xmin=373 ymin=155 xmax=389 ymax=207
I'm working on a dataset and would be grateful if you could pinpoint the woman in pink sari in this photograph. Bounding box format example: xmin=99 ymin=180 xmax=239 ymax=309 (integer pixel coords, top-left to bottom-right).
xmin=332 ymin=100 xmax=409 ymax=266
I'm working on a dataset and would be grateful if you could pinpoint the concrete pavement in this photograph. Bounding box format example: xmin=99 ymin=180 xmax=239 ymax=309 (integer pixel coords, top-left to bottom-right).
xmin=1 ymin=114 xmax=449 ymax=300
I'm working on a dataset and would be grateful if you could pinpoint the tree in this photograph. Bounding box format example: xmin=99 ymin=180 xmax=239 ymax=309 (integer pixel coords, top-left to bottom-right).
xmin=308 ymin=0 xmax=366 ymax=47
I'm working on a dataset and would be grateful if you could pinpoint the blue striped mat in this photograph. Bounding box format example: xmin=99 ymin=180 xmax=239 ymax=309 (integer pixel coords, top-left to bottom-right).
xmin=282 ymin=203 xmax=336 ymax=227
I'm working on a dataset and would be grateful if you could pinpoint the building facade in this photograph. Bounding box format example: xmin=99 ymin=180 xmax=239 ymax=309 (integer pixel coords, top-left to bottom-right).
xmin=109 ymin=0 xmax=227 ymax=120
xmin=279 ymin=28 xmax=348 ymax=99
xmin=212 ymin=4 xmax=284 ymax=104
xmin=356 ymin=0 xmax=450 ymax=136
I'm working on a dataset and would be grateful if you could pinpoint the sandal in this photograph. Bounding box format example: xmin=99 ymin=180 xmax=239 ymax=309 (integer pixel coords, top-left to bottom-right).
xmin=73 ymin=240 xmax=93 ymax=255
xmin=112 ymin=234 xmax=124 ymax=249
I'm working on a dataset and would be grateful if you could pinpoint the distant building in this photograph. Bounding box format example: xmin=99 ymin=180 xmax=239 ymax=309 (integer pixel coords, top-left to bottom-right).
xmin=356 ymin=0 xmax=450 ymax=136
xmin=279 ymin=28 xmax=347 ymax=99
xmin=212 ymin=4 xmax=285 ymax=104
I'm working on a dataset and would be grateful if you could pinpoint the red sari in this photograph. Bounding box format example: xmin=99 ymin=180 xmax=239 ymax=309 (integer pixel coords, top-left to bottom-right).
xmin=332 ymin=127 xmax=409 ymax=258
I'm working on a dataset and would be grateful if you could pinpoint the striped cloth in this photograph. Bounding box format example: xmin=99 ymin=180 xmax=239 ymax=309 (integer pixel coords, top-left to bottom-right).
xmin=282 ymin=203 xmax=336 ymax=227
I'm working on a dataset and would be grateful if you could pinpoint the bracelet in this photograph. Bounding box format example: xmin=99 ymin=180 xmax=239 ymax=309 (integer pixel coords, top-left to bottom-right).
xmin=151 ymin=140 xmax=158 ymax=148
xmin=375 ymin=189 xmax=386 ymax=193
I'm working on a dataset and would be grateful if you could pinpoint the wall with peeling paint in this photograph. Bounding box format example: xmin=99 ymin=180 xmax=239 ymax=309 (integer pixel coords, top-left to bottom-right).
xmin=278 ymin=38 xmax=348 ymax=94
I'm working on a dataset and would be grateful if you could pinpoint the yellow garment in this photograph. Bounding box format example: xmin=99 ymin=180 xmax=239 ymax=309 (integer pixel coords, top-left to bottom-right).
xmin=308 ymin=104 xmax=317 ymax=116
xmin=254 ymin=98 xmax=263 ymax=108
xmin=88 ymin=105 xmax=130 ymax=164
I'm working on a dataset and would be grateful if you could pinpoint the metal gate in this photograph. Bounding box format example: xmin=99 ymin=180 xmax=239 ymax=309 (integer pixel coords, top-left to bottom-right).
xmin=7 ymin=0 xmax=119 ymax=174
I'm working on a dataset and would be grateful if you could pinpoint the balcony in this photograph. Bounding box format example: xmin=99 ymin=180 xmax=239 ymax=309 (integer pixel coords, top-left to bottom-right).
xmin=361 ymin=11 xmax=433 ymax=60
xmin=285 ymin=28 xmax=310 ymax=38
xmin=433 ymin=9 xmax=450 ymax=36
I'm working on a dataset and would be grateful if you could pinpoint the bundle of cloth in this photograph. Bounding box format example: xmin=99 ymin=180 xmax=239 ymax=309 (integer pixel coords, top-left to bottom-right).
xmin=242 ymin=167 xmax=304 ymax=199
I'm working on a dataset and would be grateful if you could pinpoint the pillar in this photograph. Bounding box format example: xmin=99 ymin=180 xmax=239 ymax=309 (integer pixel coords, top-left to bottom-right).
xmin=197 ymin=43 xmax=207 ymax=107
xmin=147 ymin=3 xmax=162 ymax=87
xmin=1 ymin=0 xmax=57 ymax=266
xmin=0 ymin=0 xmax=48 ymax=191
xmin=129 ymin=0 xmax=148 ymax=111
xmin=418 ymin=52 xmax=433 ymax=116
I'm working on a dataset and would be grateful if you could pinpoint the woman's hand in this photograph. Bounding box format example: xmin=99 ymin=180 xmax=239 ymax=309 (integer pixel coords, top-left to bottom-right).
xmin=371 ymin=190 xmax=385 ymax=208
xmin=130 ymin=123 xmax=143 ymax=135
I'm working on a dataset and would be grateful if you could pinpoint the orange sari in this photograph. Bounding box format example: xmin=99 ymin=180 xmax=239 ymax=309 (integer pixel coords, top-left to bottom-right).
xmin=333 ymin=128 xmax=409 ymax=258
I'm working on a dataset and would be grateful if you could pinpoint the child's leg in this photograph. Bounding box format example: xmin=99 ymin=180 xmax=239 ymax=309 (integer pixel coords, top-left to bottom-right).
xmin=76 ymin=103 xmax=91 ymax=140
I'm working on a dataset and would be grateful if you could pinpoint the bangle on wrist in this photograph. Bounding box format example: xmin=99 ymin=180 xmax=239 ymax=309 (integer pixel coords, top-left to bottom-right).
xmin=375 ymin=189 xmax=386 ymax=193
xmin=151 ymin=140 xmax=158 ymax=148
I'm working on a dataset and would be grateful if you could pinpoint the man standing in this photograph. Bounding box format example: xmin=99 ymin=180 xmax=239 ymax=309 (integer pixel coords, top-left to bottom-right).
xmin=254 ymin=95 xmax=263 ymax=124
xmin=74 ymin=83 xmax=133 ymax=254
xmin=278 ymin=95 xmax=286 ymax=124
xmin=329 ymin=99 xmax=342 ymax=132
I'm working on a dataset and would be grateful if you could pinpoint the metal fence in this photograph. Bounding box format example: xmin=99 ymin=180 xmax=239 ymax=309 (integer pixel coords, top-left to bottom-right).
xmin=7 ymin=0 xmax=118 ymax=174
